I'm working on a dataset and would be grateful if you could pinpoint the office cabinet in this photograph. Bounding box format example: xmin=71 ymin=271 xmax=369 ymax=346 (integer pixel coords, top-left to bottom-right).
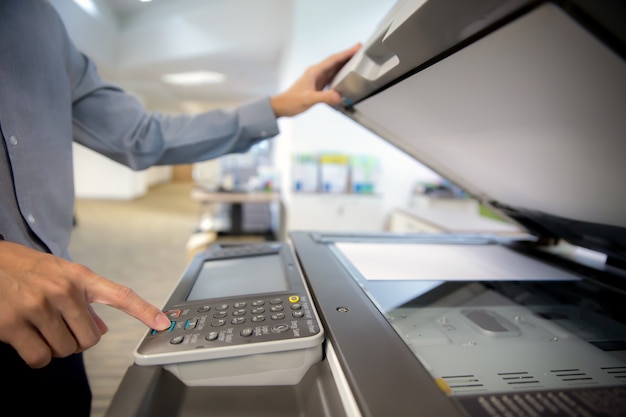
xmin=287 ymin=194 xmax=384 ymax=233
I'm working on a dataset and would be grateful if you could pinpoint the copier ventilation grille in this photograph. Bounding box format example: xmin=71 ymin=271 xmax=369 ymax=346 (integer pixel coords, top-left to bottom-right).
xmin=440 ymin=375 xmax=485 ymax=393
xmin=441 ymin=366 xmax=626 ymax=395
xmin=549 ymin=369 xmax=595 ymax=386
xmin=498 ymin=371 xmax=541 ymax=387
xmin=601 ymin=366 xmax=626 ymax=382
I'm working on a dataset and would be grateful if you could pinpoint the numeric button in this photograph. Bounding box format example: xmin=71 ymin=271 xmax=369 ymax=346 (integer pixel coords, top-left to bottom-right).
xmin=170 ymin=335 xmax=184 ymax=344
xmin=271 ymin=313 xmax=285 ymax=320
xmin=251 ymin=315 xmax=266 ymax=322
xmin=185 ymin=318 xmax=198 ymax=330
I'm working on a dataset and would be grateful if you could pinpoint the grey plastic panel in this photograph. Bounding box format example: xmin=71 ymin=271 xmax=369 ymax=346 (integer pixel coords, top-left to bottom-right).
xmin=105 ymin=360 xmax=348 ymax=417
xmin=347 ymin=4 xmax=626 ymax=229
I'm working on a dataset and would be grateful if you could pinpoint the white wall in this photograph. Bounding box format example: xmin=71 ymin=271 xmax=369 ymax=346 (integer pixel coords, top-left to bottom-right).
xmin=276 ymin=0 xmax=441 ymax=227
xmin=72 ymin=144 xmax=143 ymax=199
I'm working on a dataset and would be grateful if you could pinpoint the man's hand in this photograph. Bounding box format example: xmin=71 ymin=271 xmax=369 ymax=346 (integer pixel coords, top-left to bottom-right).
xmin=0 ymin=241 xmax=171 ymax=368
xmin=270 ymin=43 xmax=361 ymax=118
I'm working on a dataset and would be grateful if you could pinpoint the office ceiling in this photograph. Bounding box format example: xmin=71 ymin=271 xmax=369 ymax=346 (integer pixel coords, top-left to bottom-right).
xmin=57 ymin=0 xmax=293 ymax=112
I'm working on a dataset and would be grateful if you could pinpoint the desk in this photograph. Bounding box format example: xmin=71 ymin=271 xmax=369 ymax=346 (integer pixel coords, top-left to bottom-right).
xmin=190 ymin=188 xmax=284 ymax=239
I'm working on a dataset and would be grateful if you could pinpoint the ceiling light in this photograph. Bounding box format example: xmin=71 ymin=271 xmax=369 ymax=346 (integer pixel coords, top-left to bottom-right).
xmin=72 ymin=0 xmax=99 ymax=17
xmin=161 ymin=71 xmax=226 ymax=86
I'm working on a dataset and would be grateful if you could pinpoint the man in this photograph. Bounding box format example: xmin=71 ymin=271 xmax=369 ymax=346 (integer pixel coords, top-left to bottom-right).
xmin=0 ymin=0 xmax=359 ymax=414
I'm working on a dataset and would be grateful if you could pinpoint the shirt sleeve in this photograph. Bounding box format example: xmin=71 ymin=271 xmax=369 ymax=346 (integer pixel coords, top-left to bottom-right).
xmin=67 ymin=40 xmax=279 ymax=170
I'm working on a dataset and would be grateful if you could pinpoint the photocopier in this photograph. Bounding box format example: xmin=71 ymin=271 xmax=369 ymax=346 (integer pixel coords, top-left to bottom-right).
xmin=106 ymin=0 xmax=626 ymax=416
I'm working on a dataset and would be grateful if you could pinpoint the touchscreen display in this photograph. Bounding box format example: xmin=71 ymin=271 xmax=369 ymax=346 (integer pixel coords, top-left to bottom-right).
xmin=186 ymin=254 xmax=289 ymax=300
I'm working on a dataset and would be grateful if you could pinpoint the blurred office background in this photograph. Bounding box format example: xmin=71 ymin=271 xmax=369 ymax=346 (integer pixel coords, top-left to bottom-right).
xmin=52 ymin=0 xmax=444 ymax=232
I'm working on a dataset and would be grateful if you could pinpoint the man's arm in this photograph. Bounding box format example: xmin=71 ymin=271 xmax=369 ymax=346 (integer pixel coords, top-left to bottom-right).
xmin=69 ymin=43 xmax=361 ymax=171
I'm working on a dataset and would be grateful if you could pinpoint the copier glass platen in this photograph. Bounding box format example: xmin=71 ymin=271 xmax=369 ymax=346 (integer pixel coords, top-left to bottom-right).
xmin=332 ymin=239 xmax=626 ymax=395
xmin=133 ymin=242 xmax=324 ymax=386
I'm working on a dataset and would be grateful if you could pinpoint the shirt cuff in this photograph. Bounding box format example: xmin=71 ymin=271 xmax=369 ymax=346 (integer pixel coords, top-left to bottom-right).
xmin=237 ymin=97 xmax=280 ymax=141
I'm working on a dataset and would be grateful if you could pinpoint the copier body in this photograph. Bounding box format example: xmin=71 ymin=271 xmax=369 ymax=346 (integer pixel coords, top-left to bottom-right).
xmin=106 ymin=0 xmax=626 ymax=416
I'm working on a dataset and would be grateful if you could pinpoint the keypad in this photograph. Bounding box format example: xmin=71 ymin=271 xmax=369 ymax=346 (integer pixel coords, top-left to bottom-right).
xmin=136 ymin=242 xmax=323 ymax=364
xmin=152 ymin=294 xmax=314 ymax=347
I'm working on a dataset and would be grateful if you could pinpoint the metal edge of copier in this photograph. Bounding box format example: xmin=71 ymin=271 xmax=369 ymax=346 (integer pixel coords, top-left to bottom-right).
xmin=289 ymin=231 xmax=468 ymax=417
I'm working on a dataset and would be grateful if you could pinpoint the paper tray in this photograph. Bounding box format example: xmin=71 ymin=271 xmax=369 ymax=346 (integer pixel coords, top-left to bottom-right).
xmin=105 ymin=359 xmax=346 ymax=417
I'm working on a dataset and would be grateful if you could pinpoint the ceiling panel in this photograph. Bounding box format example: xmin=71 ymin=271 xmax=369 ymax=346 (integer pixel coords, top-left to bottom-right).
xmin=54 ymin=0 xmax=293 ymax=110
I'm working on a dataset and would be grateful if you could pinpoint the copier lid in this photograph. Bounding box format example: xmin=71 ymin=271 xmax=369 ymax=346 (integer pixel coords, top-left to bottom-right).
xmin=330 ymin=0 xmax=626 ymax=263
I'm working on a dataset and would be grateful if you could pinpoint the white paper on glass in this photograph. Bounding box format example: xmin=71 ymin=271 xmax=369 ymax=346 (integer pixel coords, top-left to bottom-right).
xmin=334 ymin=242 xmax=580 ymax=281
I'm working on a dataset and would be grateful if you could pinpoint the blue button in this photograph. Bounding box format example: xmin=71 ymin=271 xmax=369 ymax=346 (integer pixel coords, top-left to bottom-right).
xmin=151 ymin=320 xmax=176 ymax=335
xmin=185 ymin=318 xmax=198 ymax=330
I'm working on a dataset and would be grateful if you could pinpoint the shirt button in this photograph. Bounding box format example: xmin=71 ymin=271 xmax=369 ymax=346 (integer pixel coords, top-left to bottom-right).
xmin=9 ymin=135 xmax=18 ymax=145
xmin=260 ymin=131 xmax=267 ymax=137
xmin=27 ymin=214 xmax=36 ymax=223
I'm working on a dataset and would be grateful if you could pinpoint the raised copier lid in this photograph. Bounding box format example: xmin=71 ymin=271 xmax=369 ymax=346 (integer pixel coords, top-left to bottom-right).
xmin=330 ymin=0 xmax=626 ymax=264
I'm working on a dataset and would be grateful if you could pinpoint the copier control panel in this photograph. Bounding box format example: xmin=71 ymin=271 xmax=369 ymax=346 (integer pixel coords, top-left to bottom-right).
xmin=133 ymin=242 xmax=324 ymax=386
